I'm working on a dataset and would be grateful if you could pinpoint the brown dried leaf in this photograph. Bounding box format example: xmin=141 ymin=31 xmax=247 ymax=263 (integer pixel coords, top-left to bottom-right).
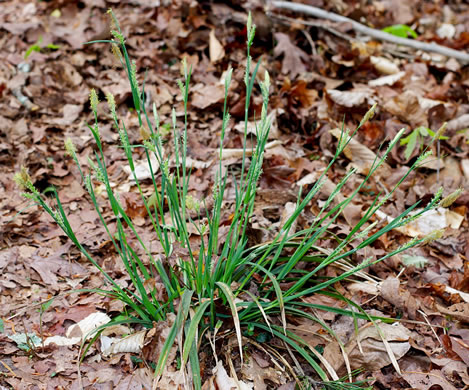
xmin=330 ymin=128 xmax=391 ymax=177
xmin=383 ymin=90 xmax=428 ymax=127
xmin=325 ymin=322 xmax=411 ymax=373
xmin=273 ymin=32 xmax=308 ymax=78
xmin=191 ymin=83 xmax=225 ymax=110
xmin=437 ymin=302 xmax=469 ymax=324
xmin=401 ymin=370 xmax=458 ymax=390
xmin=380 ymin=278 xmax=419 ymax=319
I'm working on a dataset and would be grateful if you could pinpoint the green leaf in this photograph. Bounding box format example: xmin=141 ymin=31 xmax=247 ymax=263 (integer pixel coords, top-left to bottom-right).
xmin=181 ymin=299 xmax=210 ymax=365
xmin=404 ymin=130 xmax=418 ymax=160
xmin=45 ymin=43 xmax=60 ymax=50
xmin=417 ymin=126 xmax=429 ymax=137
xmin=40 ymin=298 xmax=54 ymax=313
xmin=382 ymin=24 xmax=418 ymax=39
xmin=24 ymin=44 xmax=41 ymax=59
xmin=154 ymin=290 xmax=193 ymax=381
xmin=8 ymin=333 xmax=42 ymax=351
xmin=427 ymin=129 xmax=449 ymax=140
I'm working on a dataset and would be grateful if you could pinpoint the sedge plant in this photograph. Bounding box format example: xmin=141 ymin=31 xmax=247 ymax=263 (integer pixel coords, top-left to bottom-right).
xmin=15 ymin=10 xmax=455 ymax=390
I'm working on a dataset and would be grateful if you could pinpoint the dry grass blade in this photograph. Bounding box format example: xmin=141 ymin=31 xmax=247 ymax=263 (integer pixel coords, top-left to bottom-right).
xmin=217 ymin=282 xmax=244 ymax=365
xmin=374 ymin=322 xmax=402 ymax=375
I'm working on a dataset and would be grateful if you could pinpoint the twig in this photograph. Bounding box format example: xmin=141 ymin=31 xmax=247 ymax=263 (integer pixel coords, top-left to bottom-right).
xmin=270 ymin=11 xmax=418 ymax=61
xmin=270 ymin=1 xmax=469 ymax=63
xmin=268 ymin=11 xmax=354 ymax=42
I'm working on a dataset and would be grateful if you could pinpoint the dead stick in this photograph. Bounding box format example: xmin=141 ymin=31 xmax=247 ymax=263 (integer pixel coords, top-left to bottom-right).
xmin=270 ymin=1 xmax=469 ymax=63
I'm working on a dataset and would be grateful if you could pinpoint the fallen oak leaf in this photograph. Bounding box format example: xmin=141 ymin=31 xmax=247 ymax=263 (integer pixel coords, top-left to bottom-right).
xmin=101 ymin=330 xmax=146 ymax=356
xmin=273 ymin=32 xmax=308 ymax=78
xmin=323 ymin=322 xmax=411 ymax=374
xmin=191 ymin=83 xmax=225 ymax=109
xmin=401 ymin=370 xmax=458 ymax=390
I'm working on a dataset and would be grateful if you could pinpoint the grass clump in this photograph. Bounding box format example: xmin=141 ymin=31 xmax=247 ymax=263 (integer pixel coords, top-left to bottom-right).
xmin=17 ymin=10 xmax=447 ymax=390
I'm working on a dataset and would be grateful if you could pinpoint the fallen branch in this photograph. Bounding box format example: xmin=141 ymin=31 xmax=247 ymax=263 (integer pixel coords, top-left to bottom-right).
xmin=270 ymin=1 xmax=469 ymax=63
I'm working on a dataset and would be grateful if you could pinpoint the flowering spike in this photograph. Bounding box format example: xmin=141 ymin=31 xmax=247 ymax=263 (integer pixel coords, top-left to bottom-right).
xmin=106 ymin=92 xmax=117 ymax=119
xmin=224 ymin=67 xmax=233 ymax=90
xmin=153 ymin=103 xmax=160 ymax=130
xmin=360 ymin=103 xmax=377 ymax=127
xmin=246 ymin=12 xmax=252 ymax=39
xmin=440 ymin=188 xmax=462 ymax=208
xmin=90 ymin=89 xmax=99 ymax=114
xmin=64 ymin=138 xmax=77 ymax=157
xmin=130 ymin=60 xmax=139 ymax=91
xmin=111 ymin=43 xmax=123 ymax=65
xmin=14 ymin=166 xmax=32 ymax=190
xmin=434 ymin=122 xmax=447 ymax=140
xmin=422 ymin=229 xmax=445 ymax=244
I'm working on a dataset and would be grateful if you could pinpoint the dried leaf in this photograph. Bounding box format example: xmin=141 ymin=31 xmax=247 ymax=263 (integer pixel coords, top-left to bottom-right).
xmin=273 ymin=32 xmax=308 ymax=78
xmin=324 ymin=322 xmax=411 ymax=373
xmin=437 ymin=302 xmax=469 ymax=323
xmin=191 ymin=83 xmax=225 ymax=109
xmin=368 ymin=71 xmax=405 ymax=87
xmin=402 ymin=370 xmax=458 ymax=390
xmin=330 ymin=128 xmax=391 ymax=177
xmin=209 ymin=29 xmax=225 ymax=63
xmin=214 ymin=360 xmax=253 ymax=390
xmin=66 ymin=312 xmax=111 ymax=339
xmin=327 ymin=87 xmax=375 ymax=108
xmin=383 ymin=90 xmax=428 ymax=127
xmin=101 ymin=330 xmax=146 ymax=356
xmin=370 ymin=56 xmax=400 ymax=74
xmin=375 ymin=207 xmax=463 ymax=237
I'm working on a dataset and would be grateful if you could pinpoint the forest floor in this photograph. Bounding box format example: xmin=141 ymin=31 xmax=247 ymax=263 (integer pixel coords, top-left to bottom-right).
xmin=1 ymin=0 xmax=469 ymax=389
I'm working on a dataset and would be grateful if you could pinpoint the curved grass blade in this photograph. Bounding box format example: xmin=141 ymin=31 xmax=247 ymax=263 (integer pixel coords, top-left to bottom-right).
xmin=216 ymin=282 xmax=244 ymax=365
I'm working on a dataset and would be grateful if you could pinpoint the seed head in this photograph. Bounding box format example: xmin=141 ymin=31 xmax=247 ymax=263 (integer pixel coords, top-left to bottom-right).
xmin=90 ymin=89 xmax=99 ymax=114
xmin=422 ymin=229 xmax=445 ymax=244
xmin=440 ymin=188 xmax=462 ymax=208
xmin=14 ymin=166 xmax=32 ymax=190
xmin=185 ymin=194 xmax=200 ymax=212
xmin=106 ymin=92 xmax=117 ymax=119
xmin=111 ymin=43 xmax=123 ymax=65
xmin=360 ymin=103 xmax=377 ymax=127
xmin=64 ymin=138 xmax=76 ymax=157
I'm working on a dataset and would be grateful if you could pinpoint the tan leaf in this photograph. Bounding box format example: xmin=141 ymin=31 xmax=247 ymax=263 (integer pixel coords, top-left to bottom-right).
xmin=383 ymin=90 xmax=427 ymax=127
xmin=327 ymin=87 xmax=375 ymax=108
xmin=214 ymin=360 xmax=253 ymax=390
xmin=209 ymin=29 xmax=225 ymax=63
xmin=437 ymin=302 xmax=469 ymax=323
xmin=370 ymin=56 xmax=400 ymax=75
xmin=191 ymin=83 xmax=225 ymax=109
xmin=368 ymin=71 xmax=405 ymax=87
xmin=330 ymin=128 xmax=391 ymax=177
xmin=100 ymin=330 xmax=146 ymax=356
xmin=324 ymin=322 xmax=411 ymax=373
xmin=375 ymin=207 xmax=463 ymax=237
xmin=402 ymin=370 xmax=458 ymax=390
